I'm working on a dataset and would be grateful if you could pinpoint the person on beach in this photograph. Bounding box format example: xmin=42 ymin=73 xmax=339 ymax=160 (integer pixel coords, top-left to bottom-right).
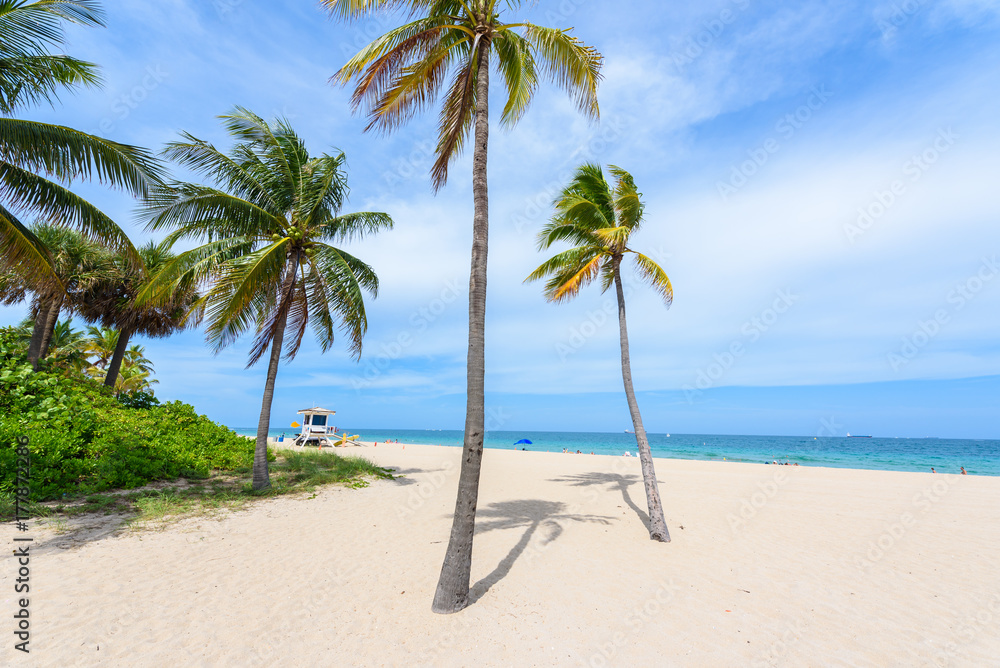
xmin=961 ymin=467 xmax=967 ymax=475
xmin=931 ymin=468 xmax=936 ymax=473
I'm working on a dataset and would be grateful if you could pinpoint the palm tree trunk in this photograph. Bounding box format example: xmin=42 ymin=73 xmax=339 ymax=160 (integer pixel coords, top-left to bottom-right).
xmin=103 ymin=327 xmax=132 ymax=390
xmin=613 ymin=259 xmax=670 ymax=542
xmin=27 ymin=298 xmax=54 ymax=368
xmin=432 ymin=39 xmax=491 ymax=615
xmin=252 ymin=253 xmax=300 ymax=491
xmin=35 ymin=294 xmax=64 ymax=365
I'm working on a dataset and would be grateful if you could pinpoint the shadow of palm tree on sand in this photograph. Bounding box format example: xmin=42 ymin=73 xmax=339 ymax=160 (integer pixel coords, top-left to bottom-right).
xmin=468 ymin=499 xmax=612 ymax=604
xmin=548 ymin=472 xmax=650 ymax=529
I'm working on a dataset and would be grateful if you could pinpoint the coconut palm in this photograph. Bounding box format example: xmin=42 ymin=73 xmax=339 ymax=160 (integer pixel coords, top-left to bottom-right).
xmin=141 ymin=108 xmax=393 ymax=491
xmin=0 ymin=0 xmax=162 ymax=281
xmin=80 ymin=239 xmax=201 ymax=390
xmin=323 ymin=0 xmax=603 ymax=614
xmin=526 ymin=163 xmax=673 ymax=542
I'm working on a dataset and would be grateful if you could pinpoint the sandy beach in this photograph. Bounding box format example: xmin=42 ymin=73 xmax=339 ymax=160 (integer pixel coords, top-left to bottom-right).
xmin=4 ymin=442 xmax=999 ymax=667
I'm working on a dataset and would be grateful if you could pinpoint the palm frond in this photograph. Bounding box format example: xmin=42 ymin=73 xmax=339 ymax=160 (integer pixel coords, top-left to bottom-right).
xmin=609 ymin=164 xmax=644 ymax=230
xmin=0 ymin=0 xmax=105 ymax=112
xmin=632 ymin=252 xmax=673 ymax=307
xmin=518 ymin=22 xmax=602 ymax=121
xmin=431 ymin=36 xmax=479 ymax=191
xmin=204 ymin=240 xmax=289 ymax=355
xmin=0 ymin=118 xmax=164 ymax=194
xmin=0 ymin=202 xmax=56 ymax=282
xmin=492 ymin=28 xmax=538 ymax=128
xmin=0 ymin=161 xmax=138 ymax=260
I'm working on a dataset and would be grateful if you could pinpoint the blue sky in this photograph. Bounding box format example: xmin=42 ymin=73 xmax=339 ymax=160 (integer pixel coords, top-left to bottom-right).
xmin=4 ymin=0 xmax=1000 ymax=438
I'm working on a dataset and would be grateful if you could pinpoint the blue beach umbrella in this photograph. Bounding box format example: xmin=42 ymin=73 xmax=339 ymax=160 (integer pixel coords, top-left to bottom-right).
xmin=514 ymin=439 xmax=532 ymax=447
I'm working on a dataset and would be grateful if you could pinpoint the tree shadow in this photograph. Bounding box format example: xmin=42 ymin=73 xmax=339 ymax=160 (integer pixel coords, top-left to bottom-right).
xmin=384 ymin=467 xmax=446 ymax=486
xmin=468 ymin=499 xmax=612 ymax=604
xmin=549 ymin=472 xmax=650 ymax=529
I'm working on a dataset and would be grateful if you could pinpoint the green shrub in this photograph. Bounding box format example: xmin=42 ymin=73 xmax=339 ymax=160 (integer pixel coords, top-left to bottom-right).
xmin=0 ymin=328 xmax=253 ymax=501
xmin=117 ymin=390 xmax=160 ymax=409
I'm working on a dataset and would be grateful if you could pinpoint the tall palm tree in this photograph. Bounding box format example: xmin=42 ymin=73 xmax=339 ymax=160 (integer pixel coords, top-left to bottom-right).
xmin=0 ymin=0 xmax=162 ymax=282
xmin=80 ymin=239 xmax=201 ymax=390
xmin=526 ymin=164 xmax=673 ymax=542
xmin=323 ymin=0 xmax=603 ymax=614
xmin=141 ymin=108 xmax=393 ymax=491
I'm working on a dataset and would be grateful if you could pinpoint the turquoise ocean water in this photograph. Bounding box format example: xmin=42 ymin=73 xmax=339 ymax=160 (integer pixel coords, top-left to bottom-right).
xmin=230 ymin=428 xmax=1000 ymax=476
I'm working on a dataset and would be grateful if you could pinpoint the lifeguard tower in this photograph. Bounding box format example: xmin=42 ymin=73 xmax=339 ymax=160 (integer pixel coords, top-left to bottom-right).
xmin=294 ymin=407 xmax=337 ymax=448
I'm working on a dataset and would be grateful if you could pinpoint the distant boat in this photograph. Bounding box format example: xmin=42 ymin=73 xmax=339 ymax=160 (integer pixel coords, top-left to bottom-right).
xmin=846 ymin=432 xmax=872 ymax=438
xmin=625 ymin=430 xmax=634 ymax=434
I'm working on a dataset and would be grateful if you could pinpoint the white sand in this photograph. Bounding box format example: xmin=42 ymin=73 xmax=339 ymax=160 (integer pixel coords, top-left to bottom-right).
xmin=3 ymin=442 xmax=999 ymax=667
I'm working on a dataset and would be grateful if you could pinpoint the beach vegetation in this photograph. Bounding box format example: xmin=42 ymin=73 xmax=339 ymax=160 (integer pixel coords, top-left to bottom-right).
xmin=139 ymin=108 xmax=393 ymax=492
xmin=0 ymin=327 xmax=255 ymax=504
xmin=1 ymin=445 xmax=394 ymax=531
xmin=526 ymin=163 xmax=673 ymax=542
xmin=323 ymin=0 xmax=603 ymax=614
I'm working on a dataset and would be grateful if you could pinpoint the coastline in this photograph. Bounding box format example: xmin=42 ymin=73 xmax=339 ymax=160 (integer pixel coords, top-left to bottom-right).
xmin=4 ymin=442 xmax=998 ymax=666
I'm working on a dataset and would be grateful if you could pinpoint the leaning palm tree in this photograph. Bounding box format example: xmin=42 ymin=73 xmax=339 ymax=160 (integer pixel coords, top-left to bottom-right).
xmin=80 ymin=239 xmax=201 ymax=390
xmin=322 ymin=0 xmax=603 ymax=614
xmin=141 ymin=108 xmax=393 ymax=491
xmin=0 ymin=0 xmax=162 ymax=281
xmin=526 ymin=163 xmax=673 ymax=543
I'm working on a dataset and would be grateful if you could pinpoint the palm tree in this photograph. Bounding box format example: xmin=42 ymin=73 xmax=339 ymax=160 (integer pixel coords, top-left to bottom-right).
xmin=114 ymin=358 xmax=157 ymax=393
xmin=38 ymin=317 xmax=89 ymax=374
xmin=9 ymin=220 xmax=112 ymax=368
xmin=80 ymin=239 xmax=201 ymax=390
xmin=141 ymin=108 xmax=393 ymax=491
xmin=0 ymin=1 xmax=162 ymax=282
xmin=83 ymin=324 xmax=118 ymax=375
xmin=526 ymin=164 xmax=673 ymax=543
xmin=323 ymin=0 xmax=603 ymax=614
